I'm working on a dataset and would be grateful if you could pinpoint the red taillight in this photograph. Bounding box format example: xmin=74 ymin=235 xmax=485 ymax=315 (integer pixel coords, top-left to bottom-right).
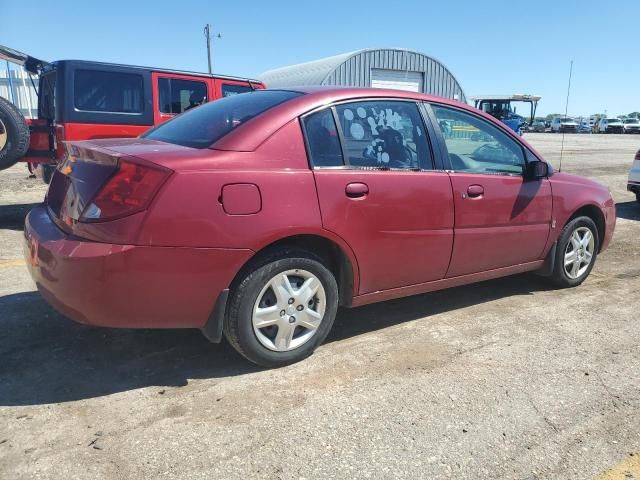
xmin=80 ymin=160 xmax=171 ymax=222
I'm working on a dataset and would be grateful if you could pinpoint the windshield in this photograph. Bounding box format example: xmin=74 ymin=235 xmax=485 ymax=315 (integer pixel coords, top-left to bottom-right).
xmin=624 ymin=119 xmax=639 ymax=124
xmin=559 ymin=117 xmax=574 ymax=122
xmin=607 ymin=118 xmax=620 ymax=123
xmin=144 ymin=90 xmax=302 ymax=148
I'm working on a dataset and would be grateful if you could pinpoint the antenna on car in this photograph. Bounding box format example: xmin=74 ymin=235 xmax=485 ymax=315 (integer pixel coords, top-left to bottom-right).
xmin=559 ymin=60 xmax=573 ymax=173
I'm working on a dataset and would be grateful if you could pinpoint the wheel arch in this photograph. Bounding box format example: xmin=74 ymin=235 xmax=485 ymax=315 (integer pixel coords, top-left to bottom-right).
xmin=566 ymin=203 xmax=606 ymax=252
xmin=233 ymin=233 xmax=358 ymax=307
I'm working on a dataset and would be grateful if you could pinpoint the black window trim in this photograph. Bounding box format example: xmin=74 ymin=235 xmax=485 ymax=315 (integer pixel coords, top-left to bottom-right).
xmin=426 ymin=101 xmax=530 ymax=177
xmin=300 ymin=97 xmax=437 ymax=172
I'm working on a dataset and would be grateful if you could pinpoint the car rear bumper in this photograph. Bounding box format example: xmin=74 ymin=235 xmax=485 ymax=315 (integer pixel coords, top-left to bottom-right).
xmin=23 ymin=206 xmax=252 ymax=329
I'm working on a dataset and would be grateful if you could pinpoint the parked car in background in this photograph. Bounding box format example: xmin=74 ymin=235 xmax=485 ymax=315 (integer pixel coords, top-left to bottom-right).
xmin=623 ymin=118 xmax=640 ymax=134
xmin=578 ymin=121 xmax=592 ymax=133
xmin=24 ymin=87 xmax=616 ymax=367
xmin=628 ymin=149 xmax=640 ymax=202
xmin=551 ymin=116 xmax=578 ymax=133
xmin=0 ymin=44 xmax=264 ymax=181
xmin=530 ymin=121 xmax=546 ymax=132
xmin=598 ymin=117 xmax=625 ymax=134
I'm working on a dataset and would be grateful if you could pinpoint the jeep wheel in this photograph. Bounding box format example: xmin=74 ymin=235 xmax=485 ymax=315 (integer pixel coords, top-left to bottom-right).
xmin=223 ymin=248 xmax=339 ymax=367
xmin=0 ymin=96 xmax=30 ymax=171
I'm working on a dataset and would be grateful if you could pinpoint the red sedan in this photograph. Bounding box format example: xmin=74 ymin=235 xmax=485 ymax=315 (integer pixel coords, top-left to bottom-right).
xmin=24 ymin=87 xmax=616 ymax=366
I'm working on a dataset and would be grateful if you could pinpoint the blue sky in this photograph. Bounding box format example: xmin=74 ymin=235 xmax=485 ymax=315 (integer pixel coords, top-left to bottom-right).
xmin=2 ymin=0 xmax=637 ymax=116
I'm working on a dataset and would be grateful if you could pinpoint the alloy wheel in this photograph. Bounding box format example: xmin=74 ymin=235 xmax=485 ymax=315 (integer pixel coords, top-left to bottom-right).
xmin=563 ymin=226 xmax=595 ymax=279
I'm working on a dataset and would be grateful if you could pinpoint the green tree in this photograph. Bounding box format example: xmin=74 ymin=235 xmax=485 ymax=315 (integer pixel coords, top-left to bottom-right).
xmin=628 ymin=112 xmax=640 ymax=119
xmin=545 ymin=113 xmax=562 ymax=122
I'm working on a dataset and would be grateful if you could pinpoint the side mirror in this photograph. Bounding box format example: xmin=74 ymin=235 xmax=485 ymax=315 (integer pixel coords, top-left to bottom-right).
xmin=525 ymin=160 xmax=549 ymax=180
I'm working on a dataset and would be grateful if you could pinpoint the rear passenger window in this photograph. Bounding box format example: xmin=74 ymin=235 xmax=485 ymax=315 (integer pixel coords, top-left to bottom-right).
xmin=74 ymin=69 xmax=143 ymax=113
xmin=222 ymin=84 xmax=254 ymax=97
xmin=302 ymin=109 xmax=344 ymax=167
xmin=158 ymin=78 xmax=208 ymax=114
xmin=335 ymin=101 xmax=431 ymax=169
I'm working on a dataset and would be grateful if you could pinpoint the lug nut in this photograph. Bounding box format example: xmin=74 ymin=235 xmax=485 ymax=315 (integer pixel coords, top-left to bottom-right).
xmin=288 ymin=298 xmax=295 ymax=304
xmin=280 ymin=310 xmax=286 ymax=316
xmin=289 ymin=316 xmax=296 ymax=324
xmin=296 ymin=305 xmax=304 ymax=311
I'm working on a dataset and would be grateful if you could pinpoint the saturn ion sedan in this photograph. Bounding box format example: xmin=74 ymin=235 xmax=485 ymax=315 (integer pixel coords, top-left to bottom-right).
xmin=24 ymin=87 xmax=616 ymax=367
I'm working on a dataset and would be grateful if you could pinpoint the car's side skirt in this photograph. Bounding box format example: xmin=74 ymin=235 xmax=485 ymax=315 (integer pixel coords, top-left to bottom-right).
xmin=350 ymin=260 xmax=545 ymax=307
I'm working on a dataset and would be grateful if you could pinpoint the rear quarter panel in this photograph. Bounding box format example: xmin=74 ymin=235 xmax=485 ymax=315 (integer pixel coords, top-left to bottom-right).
xmin=137 ymin=120 xmax=341 ymax=249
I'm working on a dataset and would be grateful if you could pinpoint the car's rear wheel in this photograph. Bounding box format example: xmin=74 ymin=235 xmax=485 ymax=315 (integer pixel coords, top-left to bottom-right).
xmin=0 ymin=96 xmax=30 ymax=171
xmin=548 ymin=216 xmax=599 ymax=288
xmin=636 ymin=193 xmax=640 ymax=204
xmin=224 ymin=249 xmax=339 ymax=367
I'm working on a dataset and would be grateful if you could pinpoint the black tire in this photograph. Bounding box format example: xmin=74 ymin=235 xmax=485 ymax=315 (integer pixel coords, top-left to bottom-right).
xmin=223 ymin=248 xmax=339 ymax=367
xmin=36 ymin=163 xmax=56 ymax=184
xmin=636 ymin=193 xmax=640 ymax=204
xmin=0 ymin=96 xmax=30 ymax=171
xmin=548 ymin=216 xmax=599 ymax=288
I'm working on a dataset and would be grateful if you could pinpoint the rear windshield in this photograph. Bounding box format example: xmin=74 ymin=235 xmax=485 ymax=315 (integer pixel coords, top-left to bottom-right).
xmin=143 ymin=90 xmax=302 ymax=148
xmin=38 ymin=70 xmax=57 ymax=120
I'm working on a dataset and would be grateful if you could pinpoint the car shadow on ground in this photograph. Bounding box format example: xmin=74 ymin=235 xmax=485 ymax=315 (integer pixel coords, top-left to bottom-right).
xmin=616 ymin=200 xmax=640 ymax=221
xmin=0 ymin=203 xmax=42 ymax=231
xmin=0 ymin=274 xmax=549 ymax=407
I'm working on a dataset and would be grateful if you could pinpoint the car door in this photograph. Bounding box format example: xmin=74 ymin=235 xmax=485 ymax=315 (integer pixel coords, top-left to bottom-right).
xmin=151 ymin=72 xmax=212 ymax=125
xmin=303 ymin=100 xmax=454 ymax=295
xmin=427 ymin=103 xmax=552 ymax=278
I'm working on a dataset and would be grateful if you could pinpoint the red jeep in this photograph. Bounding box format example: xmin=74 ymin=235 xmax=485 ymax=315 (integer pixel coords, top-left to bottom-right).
xmin=0 ymin=45 xmax=264 ymax=181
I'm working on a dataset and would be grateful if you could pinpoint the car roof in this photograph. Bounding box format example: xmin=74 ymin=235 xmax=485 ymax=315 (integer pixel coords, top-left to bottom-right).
xmin=213 ymin=87 xmax=544 ymax=159
xmin=49 ymin=59 xmax=263 ymax=84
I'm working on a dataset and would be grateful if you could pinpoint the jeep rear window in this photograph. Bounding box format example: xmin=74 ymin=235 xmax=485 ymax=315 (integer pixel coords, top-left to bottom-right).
xmin=143 ymin=90 xmax=302 ymax=148
xmin=74 ymin=69 xmax=144 ymax=113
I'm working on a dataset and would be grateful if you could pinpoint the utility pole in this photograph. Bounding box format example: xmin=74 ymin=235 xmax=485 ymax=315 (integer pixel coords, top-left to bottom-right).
xmin=204 ymin=24 xmax=221 ymax=74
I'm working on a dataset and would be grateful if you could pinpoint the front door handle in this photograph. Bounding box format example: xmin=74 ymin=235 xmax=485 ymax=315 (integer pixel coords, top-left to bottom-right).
xmin=466 ymin=184 xmax=484 ymax=198
xmin=345 ymin=182 xmax=369 ymax=199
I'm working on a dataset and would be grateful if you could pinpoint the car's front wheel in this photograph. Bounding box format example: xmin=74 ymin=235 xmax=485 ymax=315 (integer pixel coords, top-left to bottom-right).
xmin=224 ymin=249 xmax=339 ymax=367
xmin=549 ymin=216 xmax=599 ymax=288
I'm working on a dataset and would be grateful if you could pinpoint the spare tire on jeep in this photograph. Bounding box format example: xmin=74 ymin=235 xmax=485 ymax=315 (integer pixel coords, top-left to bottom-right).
xmin=0 ymin=96 xmax=30 ymax=171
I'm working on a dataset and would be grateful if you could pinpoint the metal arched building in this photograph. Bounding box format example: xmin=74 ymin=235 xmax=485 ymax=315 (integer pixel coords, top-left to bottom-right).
xmin=259 ymin=48 xmax=466 ymax=102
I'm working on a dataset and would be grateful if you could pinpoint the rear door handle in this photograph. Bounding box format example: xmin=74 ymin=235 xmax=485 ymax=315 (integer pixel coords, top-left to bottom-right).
xmin=466 ymin=184 xmax=484 ymax=198
xmin=345 ymin=182 xmax=369 ymax=199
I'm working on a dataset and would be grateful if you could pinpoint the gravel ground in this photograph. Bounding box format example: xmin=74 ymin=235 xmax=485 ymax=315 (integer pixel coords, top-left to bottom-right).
xmin=0 ymin=133 xmax=639 ymax=480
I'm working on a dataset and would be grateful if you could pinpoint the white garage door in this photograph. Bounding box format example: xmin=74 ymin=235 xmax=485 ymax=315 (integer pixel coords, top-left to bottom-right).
xmin=370 ymin=69 xmax=423 ymax=92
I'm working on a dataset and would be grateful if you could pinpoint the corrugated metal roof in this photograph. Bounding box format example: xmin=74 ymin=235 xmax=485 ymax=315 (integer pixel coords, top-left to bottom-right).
xmin=259 ymin=50 xmax=357 ymax=87
xmin=259 ymin=48 xmax=466 ymax=102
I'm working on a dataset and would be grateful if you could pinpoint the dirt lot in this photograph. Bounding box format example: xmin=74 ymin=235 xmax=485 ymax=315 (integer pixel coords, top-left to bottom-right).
xmin=1 ymin=133 xmax=639 ymax=480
